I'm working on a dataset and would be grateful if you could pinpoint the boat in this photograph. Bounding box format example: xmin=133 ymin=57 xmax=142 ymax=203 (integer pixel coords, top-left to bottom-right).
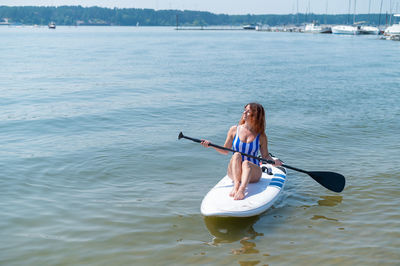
xmin=48 ymin=22 xmax=56 ymax=29
xmin=0 ymin=18 xmax=10 ymax=26
xmin=385 ymin=24 xmax=400 ymax=36
xmin=387 ymin=35 xmax=400 ymax=41
xmin=242 ymin=24 xmax=256 ymax=30
xmin=359 ymin=25 xmax=380 ymax=35
xmin=332 ymin=0 xmax=362 ymax=35
xmin=201 ymin=161 xmax=287 ymax=217
xmin=255 ymin=24 xmax=271 ymax=31
xmin=332 ymin=25 xmax=361 ymax=35
xmin=384 ymin=14 xmax=400 ymax=37
xmin=355 ymin=21 xmax=379 ymax=35
xmin=304 ymin=21 xmax=332 ymax=33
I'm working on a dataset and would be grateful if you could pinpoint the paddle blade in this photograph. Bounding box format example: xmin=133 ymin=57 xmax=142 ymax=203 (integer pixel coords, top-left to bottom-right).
xmin=308 ymin=171 xmax=346 ymax=193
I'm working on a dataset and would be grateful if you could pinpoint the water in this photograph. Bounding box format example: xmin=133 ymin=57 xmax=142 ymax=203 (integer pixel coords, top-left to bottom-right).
xmin=0 ymin=26 xmax=399 ymax=265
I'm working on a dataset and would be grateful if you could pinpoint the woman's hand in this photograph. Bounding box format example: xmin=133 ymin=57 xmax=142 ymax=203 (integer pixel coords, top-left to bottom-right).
xmin=263 ymin=155 xmax=283 ymax=166
xmin=273 ymin=158 xmax=283 ymax=166
xmin=200 ymin=139 xmax=210 ymax=148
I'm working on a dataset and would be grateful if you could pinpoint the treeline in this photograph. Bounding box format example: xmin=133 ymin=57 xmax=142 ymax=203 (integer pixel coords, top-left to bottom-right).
xmin=0 ymin=6 xmax=394 ymax=26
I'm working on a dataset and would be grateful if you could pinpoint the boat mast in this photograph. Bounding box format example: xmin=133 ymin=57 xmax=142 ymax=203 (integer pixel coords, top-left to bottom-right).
xmin=368 ymin=0 xmax=371 ymax=24
xmin=378 ymin=0 xmax=383 ymax=29
xmin=389 ymin=0 xmax=393 ymax=25
xmin=347 ymin=0 xmax=352 ymax=24
xmin=325 ymin=0 xmax=328 ymax=24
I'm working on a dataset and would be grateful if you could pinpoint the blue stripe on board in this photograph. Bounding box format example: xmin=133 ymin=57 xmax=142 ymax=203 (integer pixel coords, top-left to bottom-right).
xmin=274 ymin=174 xmax=286 ymax=179
xmin=269 ymin=182 xmax=283 ymax=188
xmin=271 ymin=178 xmax=285 ymax=183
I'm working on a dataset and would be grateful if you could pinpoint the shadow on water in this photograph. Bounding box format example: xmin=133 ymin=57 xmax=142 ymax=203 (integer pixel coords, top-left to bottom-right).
xmin=306 ymin=195 xmax=344 ymax=223
xmin=317 ymin=195 xmax=343 ymax=207
xmin=204 ymin=216 xmax=262 ymax=244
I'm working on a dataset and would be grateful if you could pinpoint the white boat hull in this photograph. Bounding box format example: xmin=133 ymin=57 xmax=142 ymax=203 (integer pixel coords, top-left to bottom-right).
xmin=332 ymin=25 xmax=361 ymax=35
xmin=359 ymin=26 xmax=379 ymax=35
xmin=304 ymin=23 xmax=332 ymax=34
xmin=385 ymin=24 xmax=400 ymax=36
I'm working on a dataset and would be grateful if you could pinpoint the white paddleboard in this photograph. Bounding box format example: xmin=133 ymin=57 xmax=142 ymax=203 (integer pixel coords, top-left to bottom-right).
xmin=201 ymin=163 xmax=287 ymax=217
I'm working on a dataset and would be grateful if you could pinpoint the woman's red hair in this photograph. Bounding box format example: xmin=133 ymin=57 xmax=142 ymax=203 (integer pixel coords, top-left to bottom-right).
xmin=239 ymin=103 xmax=266 ymax=134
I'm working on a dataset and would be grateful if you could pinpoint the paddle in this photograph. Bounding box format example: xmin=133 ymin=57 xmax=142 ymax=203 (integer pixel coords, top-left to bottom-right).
xmin=178 ymin=132 xmax=345 ymax=193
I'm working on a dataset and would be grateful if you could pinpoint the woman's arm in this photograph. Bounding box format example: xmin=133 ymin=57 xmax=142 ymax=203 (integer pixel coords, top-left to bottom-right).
xmin=201 ymin=126 xmax=236 ymax=155
xmin=259 ymin=133 xmax=282 ymax=166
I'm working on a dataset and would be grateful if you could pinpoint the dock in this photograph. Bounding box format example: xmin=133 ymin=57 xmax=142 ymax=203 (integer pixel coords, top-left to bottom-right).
xmin=175 ymin=25 xmax=303 ymax=32
xmin=175 ymin=26 xmax=244 ymax=31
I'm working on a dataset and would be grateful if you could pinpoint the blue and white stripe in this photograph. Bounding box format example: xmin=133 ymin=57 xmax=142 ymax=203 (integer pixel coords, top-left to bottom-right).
xmin=268 ymin=173 xmax=286 ymax=189
xmin=232 ymin=126 xmax=260 ymax=165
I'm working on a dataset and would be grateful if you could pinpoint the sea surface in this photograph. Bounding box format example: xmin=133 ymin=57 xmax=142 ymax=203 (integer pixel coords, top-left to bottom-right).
xmin=0 ymin=26 xmax=399 ymax=266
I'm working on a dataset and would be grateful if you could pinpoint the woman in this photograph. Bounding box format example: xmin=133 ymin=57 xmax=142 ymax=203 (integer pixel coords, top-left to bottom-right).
xmin=201 ymin=103 xmax=282 ymax=200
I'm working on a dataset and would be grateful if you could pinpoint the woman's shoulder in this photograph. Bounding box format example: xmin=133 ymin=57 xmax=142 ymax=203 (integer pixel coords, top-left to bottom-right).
xmin=229 ymin=125 xmax=238 ymax=132
xmin=258 ymin=131 xmax=266 ymax=137
xmin=259 ymin=131 xmax=267 ymax=142
xmin=228 ymin=125 xmax=238 ymax=137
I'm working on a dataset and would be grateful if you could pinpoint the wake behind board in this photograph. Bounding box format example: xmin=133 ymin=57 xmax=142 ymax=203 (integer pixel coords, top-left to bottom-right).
xmin=201 ymin=162 xmax=287 ymax=217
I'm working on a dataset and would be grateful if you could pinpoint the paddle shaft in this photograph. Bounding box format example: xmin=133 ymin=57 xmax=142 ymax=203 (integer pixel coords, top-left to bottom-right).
xmin=179 ymin=133 xmax=275 ymax=164
xmin=179 ymin=132 xmax=346 ymax=193
xmin=180 ymin=133 xmax=311 ymax=171
xmin=179 ymin=132 xmax=345 ymax=192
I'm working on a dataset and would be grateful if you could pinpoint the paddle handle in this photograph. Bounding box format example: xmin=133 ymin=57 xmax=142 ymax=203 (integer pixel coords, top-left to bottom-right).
xmin=178 ymin=132 xmax=275 ymax=164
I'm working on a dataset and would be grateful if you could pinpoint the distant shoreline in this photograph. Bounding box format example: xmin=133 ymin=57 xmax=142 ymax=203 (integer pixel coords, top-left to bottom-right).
xmin=0 ymin=6 xmax=395 ymax=27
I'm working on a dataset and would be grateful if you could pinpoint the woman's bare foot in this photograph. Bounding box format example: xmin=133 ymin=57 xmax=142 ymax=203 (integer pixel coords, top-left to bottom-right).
xmin=230 ymin=183 xmax=239 ymax=197
xmin=234 ymin=188 xmax=246 ymax=200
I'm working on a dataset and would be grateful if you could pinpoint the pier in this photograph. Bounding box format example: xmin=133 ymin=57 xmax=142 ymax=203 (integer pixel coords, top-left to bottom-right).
xmin=175 ymin=25 xmax=304 ymax=32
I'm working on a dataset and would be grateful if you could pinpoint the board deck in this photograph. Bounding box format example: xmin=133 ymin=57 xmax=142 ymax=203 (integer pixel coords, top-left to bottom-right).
xmin=200 ymin=163 xmax=287 ymax=217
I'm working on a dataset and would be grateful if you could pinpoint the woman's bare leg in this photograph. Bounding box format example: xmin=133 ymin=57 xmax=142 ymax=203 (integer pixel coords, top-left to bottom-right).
xmin=234 ymin=161 xmax=262 ymax=200
xmin=227 ymin=152 xmax=242 ymax=197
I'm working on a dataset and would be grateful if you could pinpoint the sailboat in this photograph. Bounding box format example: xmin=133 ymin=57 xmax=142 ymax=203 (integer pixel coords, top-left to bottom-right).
xmin=358 ymin=0 xmax=379 ymax=34
xmin=332 ymin=0 xmax=361 ymax=35
xmin=303 ymin=0 xmax=332 ymax=33
xmin=332 ymin=25 xmax=361 ymax=34
xmin=359 ymin=25 xmax=379 ymax=34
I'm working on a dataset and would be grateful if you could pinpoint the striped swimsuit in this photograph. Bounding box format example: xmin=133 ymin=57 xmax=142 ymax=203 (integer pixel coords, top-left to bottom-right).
xmin=232 ymin=126 xmax=260 ymax=165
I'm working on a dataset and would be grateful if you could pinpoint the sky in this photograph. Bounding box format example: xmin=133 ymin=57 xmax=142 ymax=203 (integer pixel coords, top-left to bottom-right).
xmin=0 ymin=0 xmax=398 ymax=15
